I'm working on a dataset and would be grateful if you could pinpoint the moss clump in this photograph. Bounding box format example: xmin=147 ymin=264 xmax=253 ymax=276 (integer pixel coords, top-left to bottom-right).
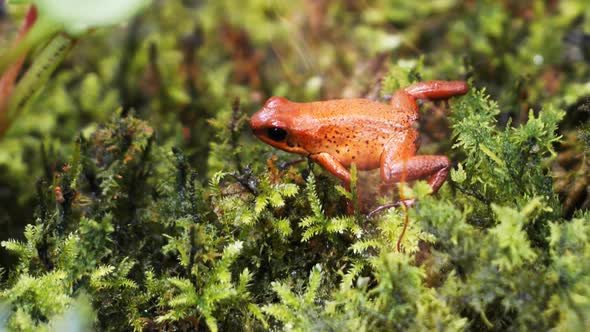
xmin=1 ymin=1 xmax=589 ymax=331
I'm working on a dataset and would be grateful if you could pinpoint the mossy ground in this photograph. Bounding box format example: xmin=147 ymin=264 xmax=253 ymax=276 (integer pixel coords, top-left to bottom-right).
xmin=0 ymin=1 xmax=589 ymax=331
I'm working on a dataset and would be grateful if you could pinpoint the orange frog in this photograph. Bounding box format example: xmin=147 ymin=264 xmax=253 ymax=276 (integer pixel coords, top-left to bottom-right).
xmin=250 ymin=80 xmax=469 ymax=213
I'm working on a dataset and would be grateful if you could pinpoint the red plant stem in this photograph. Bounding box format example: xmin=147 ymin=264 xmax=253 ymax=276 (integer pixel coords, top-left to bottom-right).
xmin=0 ymin=5 xmax=37 ymax=125
xmin=397 ymin=159 xmax=408 ymax=252
xmin=396 ymin=205 xmax=410 ymax=252
xmin=0 ymin=6 xmax=37 ymax=94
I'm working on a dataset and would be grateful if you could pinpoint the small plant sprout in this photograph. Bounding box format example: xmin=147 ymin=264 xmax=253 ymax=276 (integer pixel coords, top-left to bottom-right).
xmin=0 ymin=0 xmax=152 ymax=138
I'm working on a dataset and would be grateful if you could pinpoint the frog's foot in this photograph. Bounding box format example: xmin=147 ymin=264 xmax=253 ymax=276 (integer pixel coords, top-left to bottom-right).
xmin=367 ymin=199 xmax=415 ymax=219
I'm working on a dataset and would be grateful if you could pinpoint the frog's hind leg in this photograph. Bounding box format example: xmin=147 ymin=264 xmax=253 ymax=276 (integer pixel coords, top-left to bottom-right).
xmin=381 ymin=154 xmax=451 ymax=194
xmin=388 ymin=80 xmax=469 ymax=124
xmin=382 ymin=80 xmax=463 ymax=190
xmin=370 ymin=130 xmax=450 ymax=217
xmin=403 ymin=80 xmax=469 ymax=100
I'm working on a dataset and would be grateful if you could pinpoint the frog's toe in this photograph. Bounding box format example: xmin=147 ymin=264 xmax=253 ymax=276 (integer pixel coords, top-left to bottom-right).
xmin=366 ymin=199 xmax=415 ymax=219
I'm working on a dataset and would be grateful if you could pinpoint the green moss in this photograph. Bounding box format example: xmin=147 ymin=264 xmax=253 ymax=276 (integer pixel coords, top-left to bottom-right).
xmin=1 ymin=1 xmax=589 ymax=331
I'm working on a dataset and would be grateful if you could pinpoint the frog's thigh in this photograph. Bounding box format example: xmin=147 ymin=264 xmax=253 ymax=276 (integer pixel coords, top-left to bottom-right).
xmin=390 ymin=90 xmax=419 ymax=116
xmin=310 ymin=152 xmax=351 ymax=184
xmin=380 ymin=131 xmax=450 ymax=193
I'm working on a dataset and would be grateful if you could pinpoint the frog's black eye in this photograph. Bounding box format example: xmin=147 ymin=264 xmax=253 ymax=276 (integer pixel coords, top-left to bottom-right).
xmin=267 ymin=127 xmax=287 ymax=141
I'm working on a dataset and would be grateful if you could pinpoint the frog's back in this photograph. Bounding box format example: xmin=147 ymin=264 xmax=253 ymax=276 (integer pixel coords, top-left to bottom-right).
xmin=293 ymin=99 xmax=415 ymax=169
xmin=297 ymin=99 xmax=413 ymax=125
xmin=294 ymin=99 xmax=415 ymax=138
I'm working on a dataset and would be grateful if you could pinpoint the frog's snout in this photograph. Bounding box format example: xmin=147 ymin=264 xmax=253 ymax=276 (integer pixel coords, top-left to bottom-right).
xmin=250 ymin=96 xmax=290 ymax=132
xmin=249 ymin=109 xmax=266 ymax=134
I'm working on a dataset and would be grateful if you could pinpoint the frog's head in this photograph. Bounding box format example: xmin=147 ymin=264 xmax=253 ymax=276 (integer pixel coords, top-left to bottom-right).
xmin=250 ymin=96 xmax=308 ymax=155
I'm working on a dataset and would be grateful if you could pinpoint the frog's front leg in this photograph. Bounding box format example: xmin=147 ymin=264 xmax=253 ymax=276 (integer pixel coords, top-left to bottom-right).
xmin=310 ymin=152 xmax=356 ymax=214
xmin=310 ymin=152 xmax=351 ymax=186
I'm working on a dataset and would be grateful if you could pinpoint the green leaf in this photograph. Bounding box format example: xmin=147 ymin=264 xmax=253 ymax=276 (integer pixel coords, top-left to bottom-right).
xmin=32 ymin=0 xmax=152 ymax=35
xmin=450 ymin=163 xmax=466 ymax=184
